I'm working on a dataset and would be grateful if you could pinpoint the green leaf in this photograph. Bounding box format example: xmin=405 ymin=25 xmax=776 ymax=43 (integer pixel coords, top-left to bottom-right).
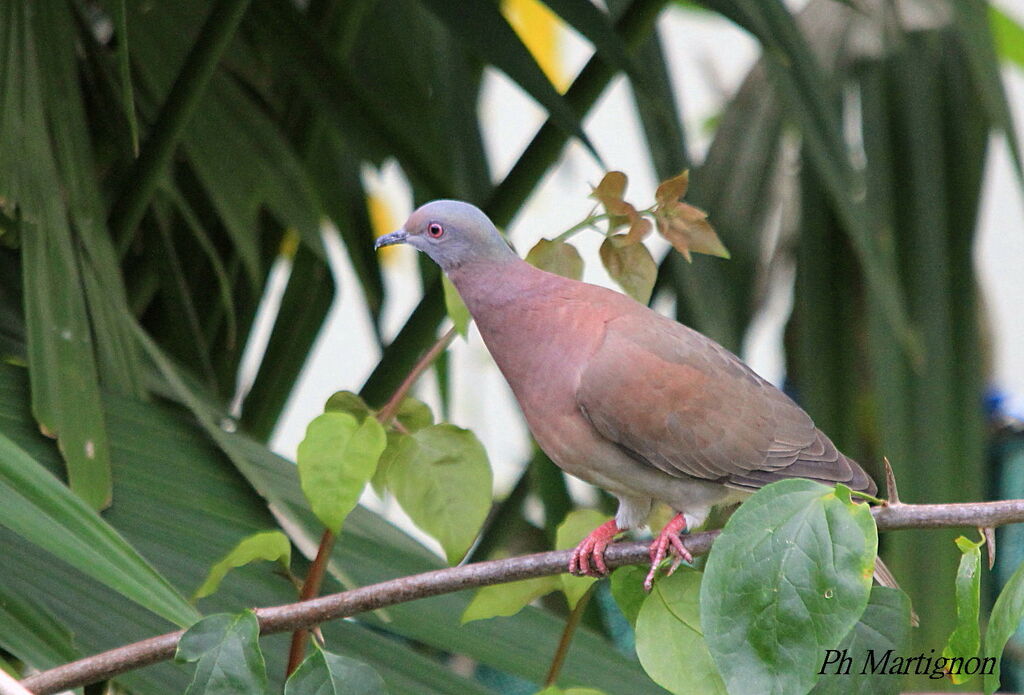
xmin=990 ymin=5 xmax=1024 ymax=70
xmin=700 ymin=480 xmax=877 ymax=695
xmin=176 ymin=611 xmax=269 ymax=695
xmin=324 ymin=391 xmax=373 ymax=423
xmin=0 ymin=1 xmax=113 ymax=509
xmin=526 ymin=239 xmax=584 ymax=280
xmin=285 ymin=646 xmax=387 ymax=695
xmin=193 ymin=530 xmax=292 ymax=601
xmin=610 ymin=565 xmax=647 ymax=627
xmin=0 ymin=582 xmax=78 ymax=669
xmin=442 ymin=275 xmax=472 ymax=337
xmin=386 ymin=424 xmax=493 ymax=564
xmin=0 ymin=362 xmax=502 ymax=694
xmin=942 ymin=534 xmax=984 ymax=683
xmin=395 ymin=397 xmax=435 ymax=432
xmin=0 ymin=430 xmax=198 ymax=627
xmin=297 ymin=412 xmax=387 ymax=534
xmin=809 ymin=586 xmax=912 ymax=695
xmin=599 ymin=236 xmax=657 ymax=303
xmin=983 ymin=557 xmax=1024 ymax=694
xmin=635 ymin=568 xmax=726 ymax=695
xmin=111 ymin=0 xmax=138 ymax=154
xmin=462 ymin=575 xmax=561 ymax=624
xmin=555 ymin=509 xmax=610 ymax=608
xmin=535 ymin=687 xmax=609 ymax=695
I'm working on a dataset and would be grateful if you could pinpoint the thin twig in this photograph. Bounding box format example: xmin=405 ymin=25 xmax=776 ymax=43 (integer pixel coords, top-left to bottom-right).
xmin=285 ymin=326 xmax=458 ymax=672
xmin=20 ymin=498 xmax=1024 ymax=695
xmin=375 ymin=327 xmax=457 ymax=425
xmin=544 ymin=586 xmax=594 ymax=687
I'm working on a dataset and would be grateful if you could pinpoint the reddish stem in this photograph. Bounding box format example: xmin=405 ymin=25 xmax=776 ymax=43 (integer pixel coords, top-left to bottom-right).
xmin=285 ymin=529 xmax=337 ymax=675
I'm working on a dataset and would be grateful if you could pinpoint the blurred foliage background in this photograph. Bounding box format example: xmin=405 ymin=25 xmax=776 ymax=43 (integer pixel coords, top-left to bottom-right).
xmin=0 ymin=0 xmax=1022 ymax=692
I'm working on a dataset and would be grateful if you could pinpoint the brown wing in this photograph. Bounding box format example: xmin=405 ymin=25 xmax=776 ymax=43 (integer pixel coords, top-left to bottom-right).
xmin=576 ymin=312 xmax=876 ymax=494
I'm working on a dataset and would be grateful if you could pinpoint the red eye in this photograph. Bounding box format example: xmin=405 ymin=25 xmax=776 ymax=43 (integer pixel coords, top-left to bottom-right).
xmin=427 ymin=222 xmax=444 ymax=238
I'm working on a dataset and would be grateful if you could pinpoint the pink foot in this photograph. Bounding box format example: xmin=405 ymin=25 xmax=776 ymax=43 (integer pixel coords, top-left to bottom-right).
xmin=644 ymin=514 xmax=692 ymax=591
xmin=569 ymin=519 xmax=621 ymax=577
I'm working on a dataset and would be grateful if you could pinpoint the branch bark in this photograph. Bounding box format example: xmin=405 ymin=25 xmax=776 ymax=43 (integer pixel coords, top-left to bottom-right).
xmin=20 ymin=499 xmax=1024 ymax=695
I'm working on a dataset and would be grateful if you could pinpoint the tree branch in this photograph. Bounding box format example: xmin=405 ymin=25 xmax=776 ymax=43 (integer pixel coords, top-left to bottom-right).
xmin=20 ymin=499 xmax=1024 ymax=695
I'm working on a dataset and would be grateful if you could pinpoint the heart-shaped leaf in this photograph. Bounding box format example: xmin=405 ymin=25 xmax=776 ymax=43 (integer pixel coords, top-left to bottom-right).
xmin=701 ymin=480 xmax=877 ymax=695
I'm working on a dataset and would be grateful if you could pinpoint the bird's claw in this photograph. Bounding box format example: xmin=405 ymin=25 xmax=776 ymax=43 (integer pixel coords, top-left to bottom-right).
xmin=568 ymin=519 xmax=620 ymax=577
xmin=644 ymin=514 xmax=692 ymax=591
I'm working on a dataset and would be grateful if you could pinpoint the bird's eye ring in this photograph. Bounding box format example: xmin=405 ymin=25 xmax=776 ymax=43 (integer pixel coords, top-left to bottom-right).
xmin=427 ymin=223 xmax=444 ymax=238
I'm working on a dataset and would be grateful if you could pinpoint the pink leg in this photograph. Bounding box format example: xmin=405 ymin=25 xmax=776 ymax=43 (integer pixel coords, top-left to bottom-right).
xmin=569 ymin=519 xmax=621 ymax=577
xmin=644 ymin=513 xmax=693 ymax=591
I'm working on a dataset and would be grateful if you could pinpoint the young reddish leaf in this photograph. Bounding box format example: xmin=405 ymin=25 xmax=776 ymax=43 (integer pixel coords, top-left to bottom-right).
xmin=624 ymin=216 xmax=653 ymax=244
xmin=655 ymin=202 xmax=729 ymax=262
xmin=590 ymin=171 xmax=636 ymax=232
xmin=526 ymin=239 xmax=584 ymax=280
xmin=591 ymin=171 xmax=627 ymax=205
xmin=599 ymin=236 xmax=657 ymax=304
xmin=655 ymin=170 xmax=690 ymax=207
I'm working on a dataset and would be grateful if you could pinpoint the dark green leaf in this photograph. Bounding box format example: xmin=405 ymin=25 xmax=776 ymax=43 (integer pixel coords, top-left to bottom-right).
xmin=701 ymin=480 xmax=877 ymax=695
xmin=0 ymin=583 xmax=78 ymax=669
xmin=0 ymin=430 xmax=198 ymax=627
xmin=417 ymin=0 xmax=598 ymax=159
xmin=983 ymin=558 xmax=1024 ymax=694
xmin=285 ymin=646 xmax=387 ymax=695
xmin=809 ymin=587 xmax=912 ymax=695
xmin=635 ymin=568 xmax=726 ymax=695
xmin=176 ymin=611 xmax=269 ymax=695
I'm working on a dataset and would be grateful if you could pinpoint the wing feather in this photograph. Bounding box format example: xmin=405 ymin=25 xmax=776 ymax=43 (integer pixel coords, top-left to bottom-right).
xmin=576 ymin=312 xmax=876 ymax=495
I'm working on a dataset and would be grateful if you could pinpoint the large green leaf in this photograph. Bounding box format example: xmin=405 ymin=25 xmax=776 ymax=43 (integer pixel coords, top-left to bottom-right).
xmin=0 ymin=364 xmax=497 ymax=694
xmin=984 ymin=559 xmax=1024 ymax=694
xmin=176 ymin=611 xmax=269 ymax=695
xmin=809 ymin=587 xmax=912 ymax=695
xmin=0 ymin=0 xmax=113 ymax=509
xmin=0 ymin=430 xmax=197 ymax=627
xmin=384 ymin=424 xmax=493 ymax=564
xmin=285 ymin=646 xmax=387 ymax=695
xmin=416 ymin=0 xmax=597 ymax=158
xmin=2 ymin=363 xmax=663 ymax=694
xmin=635 ymin=569 xmax=726 ymax=695
xmin=296 ymin=412 xmax=386 ymax=534
xmin=701 ymin=481 xmax=876 ymax=695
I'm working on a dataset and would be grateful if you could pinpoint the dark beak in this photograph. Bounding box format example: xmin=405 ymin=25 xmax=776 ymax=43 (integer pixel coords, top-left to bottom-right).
xmin=375 ymin=230 xmax=408 ymax=249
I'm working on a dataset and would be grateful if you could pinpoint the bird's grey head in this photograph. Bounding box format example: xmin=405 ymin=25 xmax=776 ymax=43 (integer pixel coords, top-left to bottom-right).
xmin=375 ymin=200 xmax=515 ymax=272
